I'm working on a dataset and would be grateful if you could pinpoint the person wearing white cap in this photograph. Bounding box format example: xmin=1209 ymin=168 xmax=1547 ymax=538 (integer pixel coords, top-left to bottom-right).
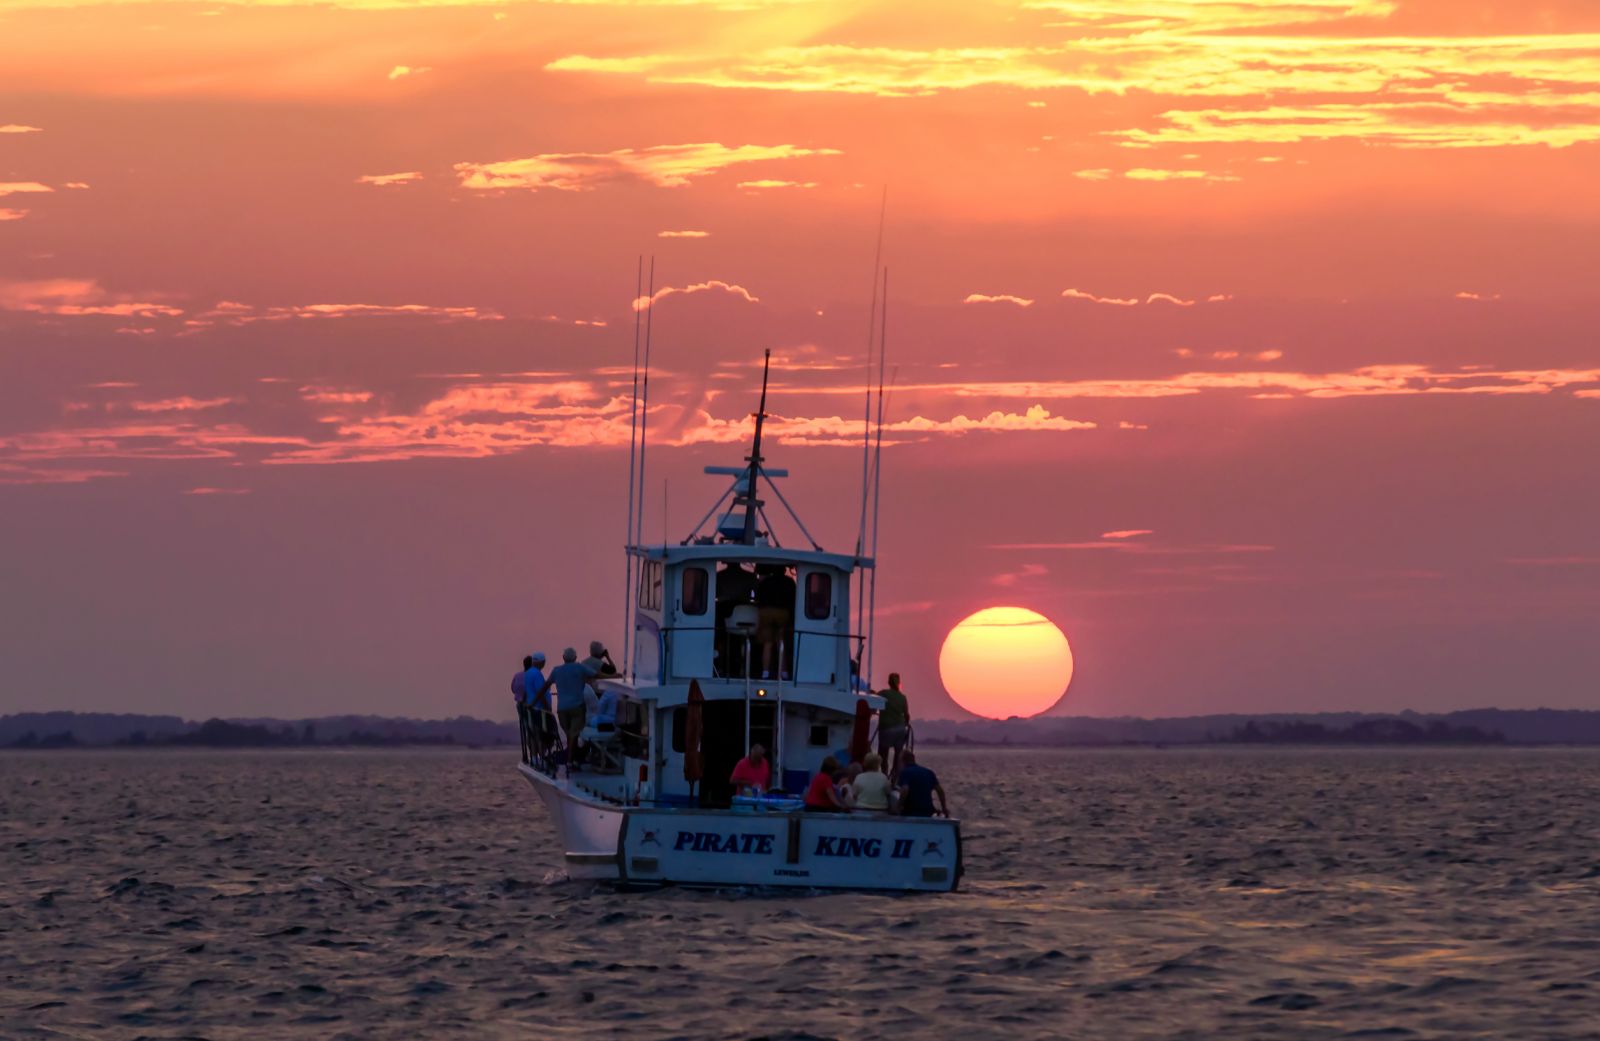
xmin=536 ymin=647 xmax=599 ymax=762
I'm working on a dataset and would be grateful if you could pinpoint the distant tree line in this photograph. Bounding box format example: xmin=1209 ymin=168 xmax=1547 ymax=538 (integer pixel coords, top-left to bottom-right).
xmin=1228 ymin=718 xmax=1505 ymax=745
xmin=7 ymin=719 xmax=464 ymax=749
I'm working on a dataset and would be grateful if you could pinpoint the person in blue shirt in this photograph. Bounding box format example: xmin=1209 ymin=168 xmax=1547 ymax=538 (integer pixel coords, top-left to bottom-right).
xmin=523 ymin=652 xmax=549 ymax=757
xmin=896 ymin=751 xmax=948 ymax=818
xmin=535 ymin=647 xmax=598 ymax=757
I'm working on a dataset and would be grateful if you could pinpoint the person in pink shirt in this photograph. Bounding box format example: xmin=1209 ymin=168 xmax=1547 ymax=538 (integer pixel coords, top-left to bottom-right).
xmin=729 ymin=743 xmax=772 ymax=796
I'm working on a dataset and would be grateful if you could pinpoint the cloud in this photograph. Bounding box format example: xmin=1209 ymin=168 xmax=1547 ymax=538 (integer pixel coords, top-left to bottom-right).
xmin=1455 ymin=291 xmax=1502 ymax=301
xmin=1061 ymin=287 xmax=1212 ymax=307
xmin=633 ymin=279 xmax=759 ymax=312
xmin=356 ymin=171 xmax=422 ymax=186
xmin=0 ymin=182 xmax=53 ymax=198
xmin=1061 ymin=287 xmax=1139 ymax=307
xmin=128 ymin=397 xmax=238 ymax=413
xmin=658 ymin=230 xmax=710 ymax=238
xmin=0 ymin=278 xmax=182 ymax=317
xmin=1175 ymin=348 xmax=1282 ymax=361
xmin=0 ymin=208 xmax=27 ymax=221
xmin=0 ymin=124 xmax=43 ymax=134
xmin=184 ymin=487 xmax=251 ymax=496
xmin=736 ymin=179 xmax=818 ymax=189
xmin=963 ymin=293 xmax=1034 ymax=307
xmin=1101 ymin=529 xmax=1153 ymax=539
xmin=777 ymin=364 xmax=1600 ymax=402
xmin=993 ymin=562 xmax=1049 ymax=587
xmin=550 ymin=26 xmax=1600 ymax=150
xmin=1023 ymin=0 xmax=1393 ymax=32
xmin=300 ymin=386 xmax=375 ymax=405
xmin=1074 ymin=169 xmax=1113 ymax=180
xmin=454 ymin=142 xmax=839 ymax=192
xmin=186 ymin=300 xmax=501 ymax=328
xmin=388 ymin=65 xmax=431 ymax=80
xmin=1124 ymin=168 xmax=1240 ymax=182
xmin=990 ymin=539 xmax=1274 ymax=554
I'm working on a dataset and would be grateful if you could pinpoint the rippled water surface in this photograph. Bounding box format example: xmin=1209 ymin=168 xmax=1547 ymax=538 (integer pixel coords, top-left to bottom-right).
xmin=4 ymin=747 xmax=1599 ymax=1040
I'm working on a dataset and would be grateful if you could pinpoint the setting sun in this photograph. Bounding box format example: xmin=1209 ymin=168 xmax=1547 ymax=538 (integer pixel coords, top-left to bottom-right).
xmin=938 ymin=606 xmax=1075 ymax=719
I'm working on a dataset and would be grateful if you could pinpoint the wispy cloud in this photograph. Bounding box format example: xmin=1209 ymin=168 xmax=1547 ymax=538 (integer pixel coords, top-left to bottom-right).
xmin=186 ymin=300 xmax=501 ymax=329
xmin=0 ymin=124 xmax=43 ymax=134
xmin=633 ymin=279 xmax=759 ymax=312
xmin=128 ymin=396 xmax=238 ymax=413
xmin=0 ymin=182 xmax=53 ymax=198
xmin=1061 ymin=287 xmax=1139 ymax=307
xmin=0 ymin=208 xmax=28 ymax=221
xmin=184 ymin=487 xmax=252 ymax=495
xmin=1061 ymin=287 xmax=1206 ymax=307
xmin=1101 ymin=529 xmax=1153 ymax=539
xmin=387 ymin=65 xmax=431 ymax=80
xmin=736 ymin=179 xmax=818 ymax=189
xmin=454 ymin=142 xmax=839 ymax=192
xmin=658 ymin=229 xmax=710 ymax=238
xmin=1124 ymin=168 xmax=1240 ymax=182
xmin=550 ymin=26 xmax=1600 ymax=150
xmin=356 ymin=171 xmax=422 ymax=186
xmin=0 ymin=278 xmax=181 ymax=318
xmin=963 ymin=293 xmax=1035 ymax=307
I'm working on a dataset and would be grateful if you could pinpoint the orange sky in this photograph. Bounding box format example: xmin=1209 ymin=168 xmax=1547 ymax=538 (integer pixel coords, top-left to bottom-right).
xmin=3 ymin=0 xmax=1600 ymax=720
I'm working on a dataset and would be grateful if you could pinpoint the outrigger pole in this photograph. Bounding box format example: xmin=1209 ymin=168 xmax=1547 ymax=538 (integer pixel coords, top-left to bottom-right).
xmin=635 ymin=257 xmax=656 ymax=552
xmin=623 ymin=256 xmax=643 ymax=676
xmin=866 ymin=268 xmax=888 ymax=691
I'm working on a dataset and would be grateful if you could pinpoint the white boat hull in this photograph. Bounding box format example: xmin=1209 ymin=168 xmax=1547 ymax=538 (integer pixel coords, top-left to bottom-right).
xmin=520 ymin=765 xmax=961 ymax=892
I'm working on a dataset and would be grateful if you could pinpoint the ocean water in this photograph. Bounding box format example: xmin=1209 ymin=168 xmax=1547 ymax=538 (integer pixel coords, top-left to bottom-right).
xmin=3 ymin=746 xmax=1598 ymax=1040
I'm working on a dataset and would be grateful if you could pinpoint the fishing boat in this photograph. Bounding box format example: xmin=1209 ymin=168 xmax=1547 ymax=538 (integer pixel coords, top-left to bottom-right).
xmin=518 ymin=346 xmax=961 ymax=892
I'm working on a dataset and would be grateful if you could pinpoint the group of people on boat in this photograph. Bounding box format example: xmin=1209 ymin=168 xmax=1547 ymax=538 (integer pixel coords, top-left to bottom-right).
xmin=511 ymin=640 xmax=619 ymax=766
xmin=727 ymin=673 xmax=948 ymax=817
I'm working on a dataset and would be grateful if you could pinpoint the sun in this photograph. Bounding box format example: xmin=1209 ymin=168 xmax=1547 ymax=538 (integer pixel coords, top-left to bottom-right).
xmin=938 ymin=606 xmax=1074 ymax=719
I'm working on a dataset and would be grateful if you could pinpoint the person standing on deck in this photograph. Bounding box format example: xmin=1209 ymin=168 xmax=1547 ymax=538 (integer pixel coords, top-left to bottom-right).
xmin=524 ymin=652 xmax=550 ymax=757
xmin=536 ymin=648 xmax=598 ymax=760
xmin=877 ymin=672 xmax=912 ymax=782
xmin=754 ymin=565 xmax=796 ymax=680
xmin=896 ymin=751 xmax=948 ymax=818
xmin=512 ymin=655 xmax=532 ymax=762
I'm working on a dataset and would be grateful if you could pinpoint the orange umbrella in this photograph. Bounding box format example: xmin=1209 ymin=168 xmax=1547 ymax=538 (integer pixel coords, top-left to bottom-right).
xmin=848 ymin=696 xmax=872 ymax=764
xmin=684 ymin=679 xmax=705 ymax=792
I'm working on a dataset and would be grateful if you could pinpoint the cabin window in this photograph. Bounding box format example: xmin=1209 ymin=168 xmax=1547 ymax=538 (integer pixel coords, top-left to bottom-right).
xmin=804 ymin=572 xmax=832 ymax=620
xmin=808 ymin=724 xmax=830 ymax=747
xmin=681 ymin=566 xmax=709 ymax=616
xmin=638 ymin=560 xmax=663 ymax=612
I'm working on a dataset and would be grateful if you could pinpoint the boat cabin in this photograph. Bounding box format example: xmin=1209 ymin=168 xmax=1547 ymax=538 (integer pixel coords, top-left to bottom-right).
xmin=525 ymin=351 xmax=885 ymax=810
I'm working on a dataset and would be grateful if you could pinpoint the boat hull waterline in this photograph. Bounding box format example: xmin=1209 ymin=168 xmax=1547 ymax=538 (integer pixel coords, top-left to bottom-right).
xmin=521 ymin=765 xmax=961 ymax=892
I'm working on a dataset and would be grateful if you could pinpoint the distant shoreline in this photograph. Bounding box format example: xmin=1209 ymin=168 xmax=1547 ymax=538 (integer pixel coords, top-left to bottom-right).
xmin=6 ymin=707 xmax=1600 ymax=750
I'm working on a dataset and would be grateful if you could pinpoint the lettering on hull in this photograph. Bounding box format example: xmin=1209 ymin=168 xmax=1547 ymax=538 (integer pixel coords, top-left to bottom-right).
xmin=673 ymin=830 xmax=776 ymax=855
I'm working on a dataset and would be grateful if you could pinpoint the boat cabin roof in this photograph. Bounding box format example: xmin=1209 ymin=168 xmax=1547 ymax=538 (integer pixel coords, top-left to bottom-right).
xmin=628 ymin=542 xmax=870 ymax=573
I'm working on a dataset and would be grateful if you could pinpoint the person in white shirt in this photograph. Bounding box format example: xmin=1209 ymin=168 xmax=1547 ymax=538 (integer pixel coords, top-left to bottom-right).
xmin=852 ymin=752 xmax=893 ymax=812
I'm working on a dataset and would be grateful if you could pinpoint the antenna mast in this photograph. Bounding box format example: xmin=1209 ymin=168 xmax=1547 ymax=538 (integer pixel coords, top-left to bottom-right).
xmin=738 ymin=349 xmax=773 ymax=546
